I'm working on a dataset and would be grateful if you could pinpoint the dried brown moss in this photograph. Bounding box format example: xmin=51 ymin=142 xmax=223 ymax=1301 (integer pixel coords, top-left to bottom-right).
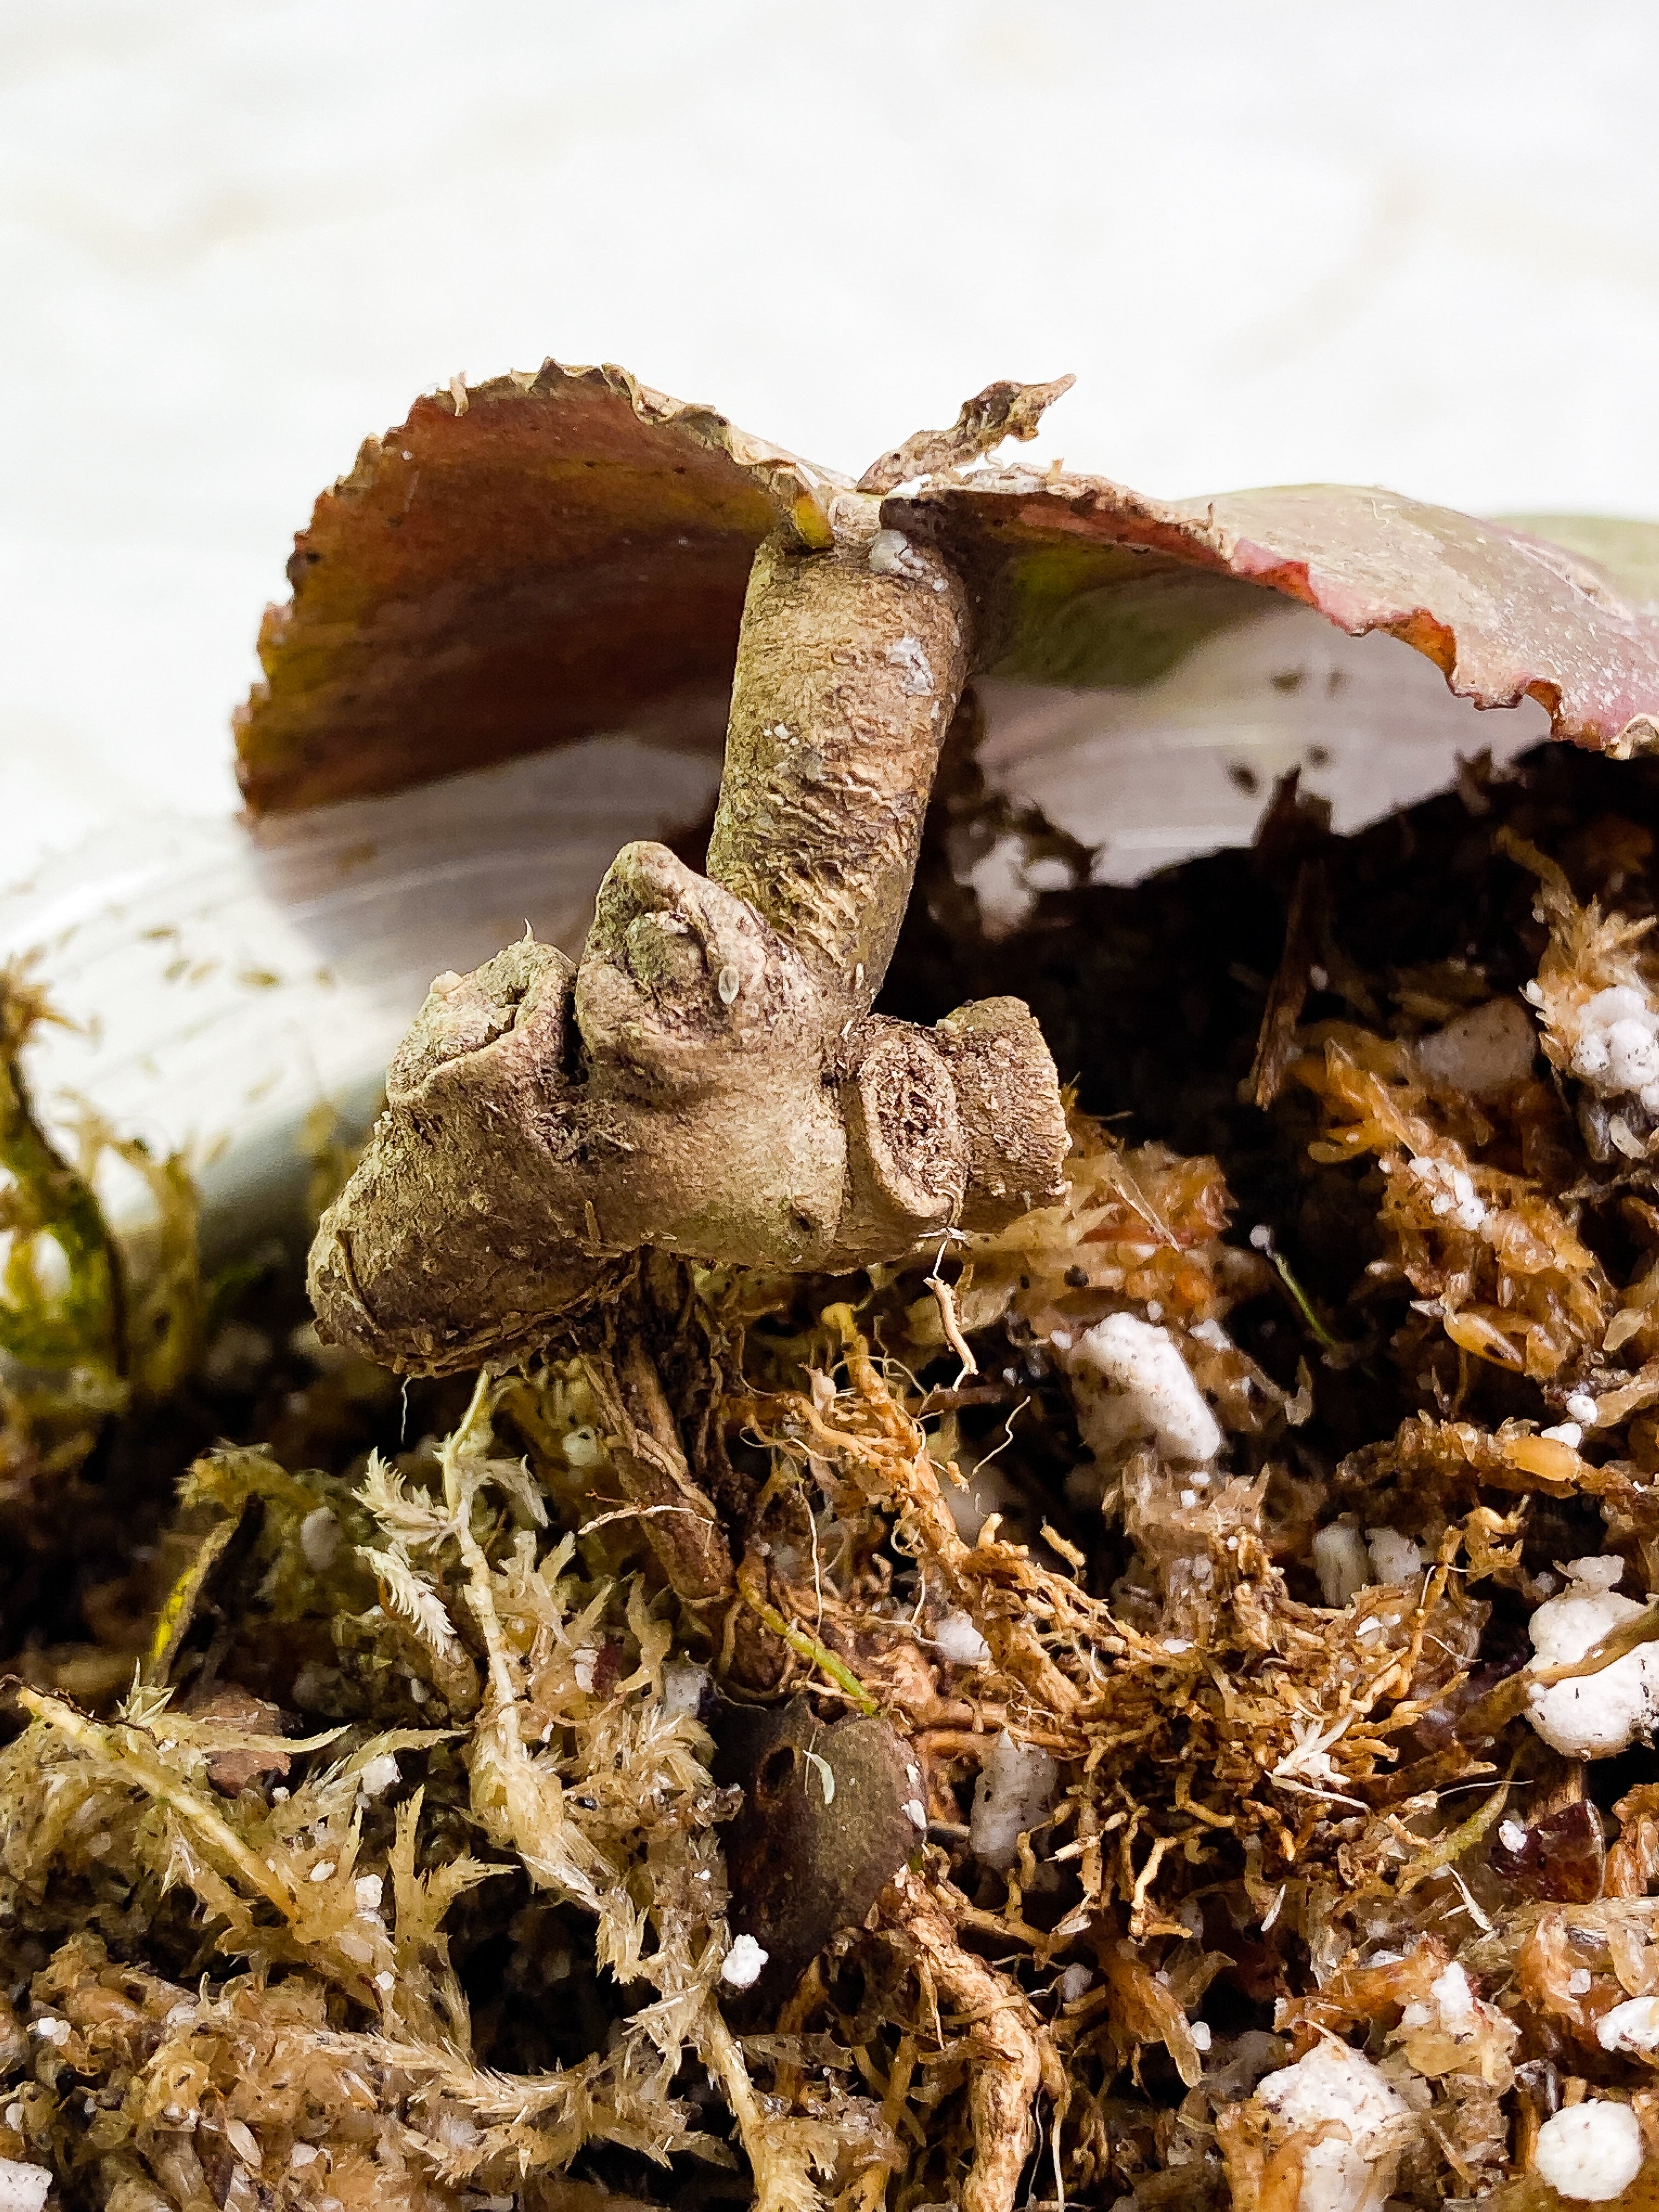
xmin=19 ymin=744 xmax=1659 ymax=2208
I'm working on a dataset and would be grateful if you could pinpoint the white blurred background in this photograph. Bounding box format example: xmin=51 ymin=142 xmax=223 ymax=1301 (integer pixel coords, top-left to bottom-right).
xmin=5 ymin=0 xmax=1659 ymax=876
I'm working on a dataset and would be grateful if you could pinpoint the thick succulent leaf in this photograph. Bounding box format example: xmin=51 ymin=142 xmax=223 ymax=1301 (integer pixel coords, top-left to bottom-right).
xmin=889 ymin=474 xmax=1659 ymax=754
xmin=235 ymin=360 xmax=841 ymax=812
xmin=1497 ymin=514 xmax=1659 ymax=612
xmin=237 ymin=360 xmax=1659 ymax=816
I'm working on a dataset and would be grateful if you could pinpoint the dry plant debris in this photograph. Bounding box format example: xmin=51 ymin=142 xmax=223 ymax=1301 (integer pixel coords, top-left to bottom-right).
xmin=12 ymin=371 xmax=1659 ymax=2210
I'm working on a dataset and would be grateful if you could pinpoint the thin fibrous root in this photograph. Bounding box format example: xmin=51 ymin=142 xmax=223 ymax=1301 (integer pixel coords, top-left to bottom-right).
xmin=880 ymin=1866 xmax=1059 ymax=2212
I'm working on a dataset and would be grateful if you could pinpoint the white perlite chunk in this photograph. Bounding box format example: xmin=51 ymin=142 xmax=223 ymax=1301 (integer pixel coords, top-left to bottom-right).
xmin=720 ymin=1933 xmax=769 ymax=1989
xmin=1365 ymin=1527 xmax=1423 ymax=1588
xmin=356 ymin=1752 xmax=400 ymax=1799
xmin=1427 ymin=1961 xmax=1474 ymax=2029
xmin=933 ymin=1610 xmax=990 ymax=1667
xmin=1404 ymin=1153 xmax=1485 ymax=1231
xmin=659 ymin=1661 xmax=709 ymax=1720
xmin=1313 ymin=1524 xmax=1371 ymax=1609
xmin=1067 ymin=1313 xmax=1221 ymax=1466
xmin=1414 ymin=996 xmax=1538 ymax=1098
xmin=1525 ymin=1555 xmax=1659 ymax=1758
xmin=965 ymin=838 xmax=1038 ymax=940
xmin=867 ymin=527 xmax=923 ymax=576
xmin=1598 ymin=1995 xmax=1659 ymax=2055
xmin=299 ymin=1505 xmax=342 ymax=1572
xmin=970 ymin=1731 xmax=1059 ymax=1870
xmin=1533 ymin=2100 xmax=1645 ymax=2202
xmin=0 ymin=2160 xmax=51 ymax=2212
xmin=1567 ymin=984 xmax=1659 ymax=1111
xmin=563 ymin=1425 xmax=606 ymax=1471
xmin=1254 ymin=2040 xmax=1409 ymax=2212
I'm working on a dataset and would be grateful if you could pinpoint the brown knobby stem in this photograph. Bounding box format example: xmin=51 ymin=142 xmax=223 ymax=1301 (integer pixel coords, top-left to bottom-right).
xmin=309 ymin=490 xmax=1069 ymax=1375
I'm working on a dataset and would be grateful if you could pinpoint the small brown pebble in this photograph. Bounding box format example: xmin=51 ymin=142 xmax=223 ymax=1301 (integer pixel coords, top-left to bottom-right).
xmin=193 ymin=1686 xmax=291 ymax=1797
